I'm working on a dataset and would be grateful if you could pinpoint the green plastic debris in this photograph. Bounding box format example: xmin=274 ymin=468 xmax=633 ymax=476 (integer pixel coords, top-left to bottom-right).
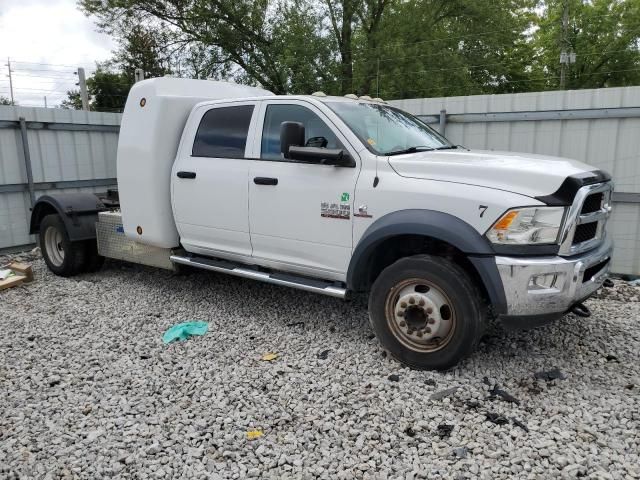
xmin=162 ymin=321 xmax=209 ymax=344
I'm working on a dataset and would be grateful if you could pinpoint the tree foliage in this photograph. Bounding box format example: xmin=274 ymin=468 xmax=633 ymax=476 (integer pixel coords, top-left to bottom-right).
xmin=533 ymin=0 xmax=640 ymax=90
xmin=74 ymin=0 xmax=640 ymax=107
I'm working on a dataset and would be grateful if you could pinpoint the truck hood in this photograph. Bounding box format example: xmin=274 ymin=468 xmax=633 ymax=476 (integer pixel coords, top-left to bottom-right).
xmin=388 ymin=149 xmax=598 ymax=199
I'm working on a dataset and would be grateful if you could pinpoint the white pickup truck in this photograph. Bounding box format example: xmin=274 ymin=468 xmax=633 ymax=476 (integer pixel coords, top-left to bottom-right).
xmin=29 ymin=78 xmax=613 ymax=370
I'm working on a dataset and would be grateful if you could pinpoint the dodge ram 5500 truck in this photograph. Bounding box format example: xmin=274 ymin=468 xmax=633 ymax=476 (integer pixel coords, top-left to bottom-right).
xmin=29 ymin=78 xmax=613 ymax=370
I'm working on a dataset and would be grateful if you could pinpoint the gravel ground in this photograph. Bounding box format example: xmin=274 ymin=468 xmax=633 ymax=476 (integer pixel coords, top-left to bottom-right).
xmin=1 ymin=252 xmax=639 ymax=479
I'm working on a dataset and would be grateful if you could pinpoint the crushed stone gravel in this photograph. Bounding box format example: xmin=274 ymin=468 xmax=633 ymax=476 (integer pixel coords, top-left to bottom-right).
xmin=1 ymin=252 xmax=639 ymax=479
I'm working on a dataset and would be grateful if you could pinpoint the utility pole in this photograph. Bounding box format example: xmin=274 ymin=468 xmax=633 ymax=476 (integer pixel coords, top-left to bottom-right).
xmin=44 ymin=96 xmax=47 ymax=108
xmin=376 ymin=58 xmax=380 ymax=97
xmin=134 ymin=68 xmax=144 ymax=83
xmin=559 ymin=0 xmax=575 ymax=90
xmin=76 ymin=67 xmax=89 ymax=111
xmin=6 ymin=57 xmax=15 ymax=105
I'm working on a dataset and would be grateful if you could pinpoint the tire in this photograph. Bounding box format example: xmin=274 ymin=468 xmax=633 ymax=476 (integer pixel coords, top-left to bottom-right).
xmin=368 ymin=254 xmax=485 ymax=370
xmin=39 ymin=214 xmax=87 ymax=277
xmin=82 ymin=240 xmax=105 ymax=273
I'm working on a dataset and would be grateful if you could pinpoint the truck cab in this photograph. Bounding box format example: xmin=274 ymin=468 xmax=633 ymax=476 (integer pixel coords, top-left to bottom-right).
xmin=30 ymin=78 xmax=613 ymax=370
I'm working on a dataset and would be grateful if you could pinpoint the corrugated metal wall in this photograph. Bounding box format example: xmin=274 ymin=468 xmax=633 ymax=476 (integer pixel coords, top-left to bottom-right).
xmin=0 ymin=106 xmax=121 ymax=250
xmin=391 ymin=86 xmax=640 ymax=275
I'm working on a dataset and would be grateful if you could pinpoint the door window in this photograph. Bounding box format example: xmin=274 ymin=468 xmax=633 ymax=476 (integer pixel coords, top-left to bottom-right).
xmin=261 ymin=104 xmax=343 ymax=161
xmin=192 ymin=105 xmax=254 ymax=158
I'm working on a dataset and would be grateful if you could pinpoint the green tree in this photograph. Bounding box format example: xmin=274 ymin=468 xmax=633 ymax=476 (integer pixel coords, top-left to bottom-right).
xmin=79 ymin=0 xmax=393 ymax=95
xmin=61 ymin=67 xmax=132 ymax=112
xmin=533 ymin=0 xmax=640 ymax=89
xmin=60 ymin=91 xmax=82 ymax=110
xmin=354 ymin=0 xmax=539 ymax=99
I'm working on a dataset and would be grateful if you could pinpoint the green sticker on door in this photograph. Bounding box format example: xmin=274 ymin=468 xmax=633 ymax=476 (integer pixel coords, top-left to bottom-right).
xmin=341 ymin=192 xmax=350 ymax=202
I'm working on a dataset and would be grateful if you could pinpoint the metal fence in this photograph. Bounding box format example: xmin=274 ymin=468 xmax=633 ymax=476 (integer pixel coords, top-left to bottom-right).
xmin=390 ymin=86 xmax=640 ymax=275
xmin=0 ymin=106 xmax=120 ymax=252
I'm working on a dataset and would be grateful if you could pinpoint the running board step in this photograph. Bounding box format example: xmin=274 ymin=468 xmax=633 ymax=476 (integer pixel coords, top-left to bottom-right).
xmin=170 ymin=255 xmax=347 ymax=299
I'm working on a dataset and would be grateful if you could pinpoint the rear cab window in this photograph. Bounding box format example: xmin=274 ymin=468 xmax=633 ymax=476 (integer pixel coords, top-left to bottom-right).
xmin=192 ymin=105 xmax=255 ymax=158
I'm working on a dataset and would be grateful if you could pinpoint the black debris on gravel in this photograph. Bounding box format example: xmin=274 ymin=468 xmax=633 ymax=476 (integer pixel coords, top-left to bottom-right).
xmin=511 ymin=417 xmax=529 ymax=433
xmin=424 ymin=378 xmax=437 ymax=387
xmin=437 ymin=424 xmax=454 ymax=439
xmin=606 ymin=354 xmax=619 ymax=363
xmin=388 ymin=374 xmax=400 ymax=382
xmin=317 ymin=349 xmax=330 ymax=360
xmin=404 ymin=426 xmax=416 ymax=437
xmin=534 ymin=367 xmax=566 ymax=381
xmin=465 ymin=400 xmax=481 ymax=410
xmin=485 ymin=412 xmax=509 ymax=426
xmin=286 ymin=321 xmax=305 ymax=328
xmin=489 ymin=384 xmax=521 ymax=405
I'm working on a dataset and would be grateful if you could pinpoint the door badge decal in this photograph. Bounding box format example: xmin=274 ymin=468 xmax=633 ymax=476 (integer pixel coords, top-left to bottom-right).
xmin=354 ymin=204 xmax=373 ymax=218
xmin=321 ymin=193 xmax=352 ymax=220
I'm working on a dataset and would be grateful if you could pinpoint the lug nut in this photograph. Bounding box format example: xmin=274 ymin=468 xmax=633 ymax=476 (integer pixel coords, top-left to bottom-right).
xmin=418 ymin=299 xmax=425 ymax=306
xmin=416 ymin=331 xmax=423 ymax=337
xmin=426 ymin=307 xmax=433 ymax=314
xmin=425 ymin=327 xmax=432 ymax=334
xmin=428 ymin=318 xmax=435 ymax=325
xmin=409 ymin=297 xmax=415 ymax=304
xmin=399 ymin=321 xmax=406 ymax=327
xmin=397 ymin=310 xmax=404 ymax=317
xmin=400 ymin=302 xmax=407 ymax=308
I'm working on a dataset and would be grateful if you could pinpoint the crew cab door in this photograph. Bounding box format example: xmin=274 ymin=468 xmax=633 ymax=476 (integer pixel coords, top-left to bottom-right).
xmin=248 ymin=100 xmax=360 ymax=280
xmin=172 ymin=101 xmax=258 ymax=258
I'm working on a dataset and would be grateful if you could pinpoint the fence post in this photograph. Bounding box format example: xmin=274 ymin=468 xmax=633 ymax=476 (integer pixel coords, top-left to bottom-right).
xmin=439 ymin=109 xmax=447 ymax=136
xmin=18 ymin=117 xmax=36 ymax=207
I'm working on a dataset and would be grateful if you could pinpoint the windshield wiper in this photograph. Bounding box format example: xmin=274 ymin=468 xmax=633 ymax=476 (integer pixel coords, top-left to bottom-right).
xmin=385 ymin=146 xmax=435 ymax=156
xmin=433 ymin=145 xmax=459 ymax=150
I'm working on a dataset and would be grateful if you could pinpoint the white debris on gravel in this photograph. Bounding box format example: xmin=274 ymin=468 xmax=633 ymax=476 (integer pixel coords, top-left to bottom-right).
xmin=1 ymin=253 xmax=639 ymax=479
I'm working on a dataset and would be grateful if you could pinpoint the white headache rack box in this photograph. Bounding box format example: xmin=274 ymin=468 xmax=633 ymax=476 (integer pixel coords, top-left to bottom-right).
xmin=96 ymin=211 xmax=176 ymax=270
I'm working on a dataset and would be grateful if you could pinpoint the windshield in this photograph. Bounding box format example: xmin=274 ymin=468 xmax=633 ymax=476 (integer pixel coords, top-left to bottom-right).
xmin=326 ymin=102 xmax=452 ymax=155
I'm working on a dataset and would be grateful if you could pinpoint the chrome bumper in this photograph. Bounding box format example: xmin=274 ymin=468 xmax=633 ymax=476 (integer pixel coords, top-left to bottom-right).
xmin=495 ymin=235 xmax=612 ymax=317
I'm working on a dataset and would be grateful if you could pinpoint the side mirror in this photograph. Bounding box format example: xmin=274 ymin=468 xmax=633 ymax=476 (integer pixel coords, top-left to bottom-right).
xmin=280 ymin=121 xmax=305 ymax=159
xmin=287 ymin=146 xmax=355 ymax=167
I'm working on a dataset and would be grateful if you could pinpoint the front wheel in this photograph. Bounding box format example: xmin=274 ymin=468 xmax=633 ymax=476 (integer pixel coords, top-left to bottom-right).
xmin=368 ymin=254 xmax=485 ymax=370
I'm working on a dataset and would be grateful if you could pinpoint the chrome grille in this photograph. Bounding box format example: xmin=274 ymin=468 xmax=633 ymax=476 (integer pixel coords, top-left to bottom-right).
xmin=558 ymin=182 xmax=613 ymax=256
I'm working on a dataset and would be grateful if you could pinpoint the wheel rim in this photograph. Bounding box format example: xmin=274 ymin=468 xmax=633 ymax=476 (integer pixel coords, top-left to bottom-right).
xmin=44 ymin=226 xmax=65 ymax=267
xmin=384 ymin=278 xmax=456 ymax=353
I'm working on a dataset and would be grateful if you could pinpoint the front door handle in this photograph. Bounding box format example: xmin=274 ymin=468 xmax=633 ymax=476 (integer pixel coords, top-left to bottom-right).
xmin=254 ymin=177 xmax=278 ymax=186
xmin=177 ymin=171 xmax=196 ymax=179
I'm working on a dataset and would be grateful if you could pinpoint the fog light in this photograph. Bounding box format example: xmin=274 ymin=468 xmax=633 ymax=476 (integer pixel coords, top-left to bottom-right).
xmin=529 ymin=273 xmax=558 ymax=290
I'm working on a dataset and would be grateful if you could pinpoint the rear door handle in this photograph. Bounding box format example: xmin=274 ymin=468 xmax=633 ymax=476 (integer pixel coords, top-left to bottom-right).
xmin=177 ymin=171 xmax=196 ymax=179
xmin=254 ymin=177 xmax=278 ymax=186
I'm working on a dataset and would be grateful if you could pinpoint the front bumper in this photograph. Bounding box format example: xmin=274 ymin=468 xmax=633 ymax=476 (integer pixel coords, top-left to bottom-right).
xmin=495 ymin=235 xmax=612 ymax=321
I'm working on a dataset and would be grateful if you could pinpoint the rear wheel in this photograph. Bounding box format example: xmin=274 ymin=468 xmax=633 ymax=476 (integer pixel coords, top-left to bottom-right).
xmin=368 ymin=254 xmax=484 ymax=370
xmin=39 ymin=214 xmax=87 ymax=277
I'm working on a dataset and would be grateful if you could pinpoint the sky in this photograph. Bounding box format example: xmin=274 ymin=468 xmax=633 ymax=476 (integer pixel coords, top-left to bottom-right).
xmin=0 ymin=0 xmax=114 ymax=107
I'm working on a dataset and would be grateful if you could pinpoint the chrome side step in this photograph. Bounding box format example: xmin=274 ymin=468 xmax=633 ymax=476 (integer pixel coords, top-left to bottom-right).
xmin=170 ymin=255 xmax=347 ymax=299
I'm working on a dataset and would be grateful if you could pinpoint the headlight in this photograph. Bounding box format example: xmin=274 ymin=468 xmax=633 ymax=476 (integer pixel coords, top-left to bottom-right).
xmin=486 ymin=207 xmax=566 ymax=245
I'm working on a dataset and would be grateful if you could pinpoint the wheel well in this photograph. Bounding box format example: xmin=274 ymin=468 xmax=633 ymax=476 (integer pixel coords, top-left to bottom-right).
xmin=355 ymin=234 xmax=490 ymax=304
xmin=30 ymin=202 xmax=58 ymax=235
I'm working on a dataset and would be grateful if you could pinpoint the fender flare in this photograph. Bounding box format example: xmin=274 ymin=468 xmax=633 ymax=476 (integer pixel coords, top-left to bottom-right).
xmin=30 ymin=193 xmax=106 ymax=242
xmin=347 ymin=209 xmax=507 ymax=314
